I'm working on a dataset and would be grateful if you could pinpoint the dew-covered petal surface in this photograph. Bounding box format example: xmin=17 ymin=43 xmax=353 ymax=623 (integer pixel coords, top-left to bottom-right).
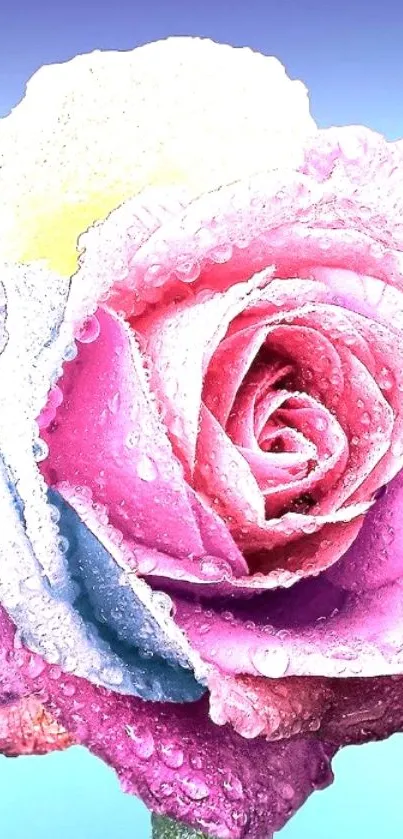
xmin=327 ymin=470 xmax=403 ymax=591
xmin=41 ymin=308 xmax=202 ymax=557
xmin=48 ymin=488 xmax=206 ymax=701
xmin=0 ymin=267 xmax=131 ymax=692
xmin=41 ymin=306 xmax=247 ymax=580
xmin=207 ymin=668 xmax=403 ymax=747
xmin=0 ymin=599 xmax=336 ymax=839
xmin=0 ymin=459 xmax=207 ymax=699
xmin=174 ymin=565 xmax=403 ymax=680
xmin=0 ymin=38 xmax=315 ymax=274
xmin=137 ymin=269 xmax=275 ymax=471
xmin=129 ymin=129 xmax=403 ymax=308
xmin=0 ymin=696 xmax=74 ymax=756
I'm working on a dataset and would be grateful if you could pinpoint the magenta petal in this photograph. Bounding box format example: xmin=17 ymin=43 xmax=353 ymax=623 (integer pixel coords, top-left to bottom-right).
xmin=174 ymin=561 xmax=403 ymax=679
xmin=208 ymin=668 xmax=403 ymax=748
xmin=0 ymin=604 xmax=335 ymax=839
xmin=55 ymin=693 xmax=335 ymax=839
xmin=137 ymin=269 xmax=274 ymax=470
xmin=42 ymin=307 xmax=207 ymax=559
xmin=194 ymin=405 xmax=265 ymax=525
xmin=327 ymin=468 xmax=403 ymax=591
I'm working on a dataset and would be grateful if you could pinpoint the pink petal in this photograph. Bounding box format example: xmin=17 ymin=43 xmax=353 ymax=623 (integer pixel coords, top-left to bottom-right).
xmin=244 ymin=394 xmax=348 ymax=517
xmin=223 ymin=305 xmax=394 ymax=513
xmin=226 ymin=362 xmax=295 ymax=447
xmin=42 ymin=308 xmax=203 ymax=558
xmin=194 ymin=405 xmax=265 ymax=525
xmin=208 ymin=668 xmax=403 ymax=748
xmin=42 ymin=307 xmax=247 ymax=584
xmin=0 ymin=696 xmax=74 ymax=756
xmin=174 ymin=567 xmax=403 ymax=680
xmin=283 ymin=306 xmax=403 ymax=507
xmin=208 ymin=671 xmax=333 ymax=740
xmin=41 ymin=308 xmax=208 ymax=561
xmin=327 ymin=469 xmax=403 ymax=592
xmin=203 ymin=279 xmax=327 ymax=427
xmin=204 ymin=325 xmax=275 ymax=429
xmin=136 ymin=269 xmax=274 ymax=471
xmin=0 ymin=605 xmax=335 ymax=839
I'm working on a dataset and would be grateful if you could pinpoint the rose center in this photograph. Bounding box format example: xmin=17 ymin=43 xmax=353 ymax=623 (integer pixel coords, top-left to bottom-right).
xmin=225 ymin=347 xmax=347 ymax=520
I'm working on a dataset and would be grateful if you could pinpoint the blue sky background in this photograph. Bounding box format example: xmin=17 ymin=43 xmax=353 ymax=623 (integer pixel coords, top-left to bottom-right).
xmin=1 ymin=0 xmax=403 ymax=837
xmin=1 ymin=0 xmax=403 ymax=137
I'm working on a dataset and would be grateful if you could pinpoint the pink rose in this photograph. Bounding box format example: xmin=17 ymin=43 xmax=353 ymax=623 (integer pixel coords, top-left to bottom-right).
xmin=2 ymin=40 xmax=403 ymax=839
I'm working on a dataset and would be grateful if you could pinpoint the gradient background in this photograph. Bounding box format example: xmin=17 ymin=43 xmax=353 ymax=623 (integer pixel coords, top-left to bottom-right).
xmin=1 ymin=0 xmax=403 ymax=836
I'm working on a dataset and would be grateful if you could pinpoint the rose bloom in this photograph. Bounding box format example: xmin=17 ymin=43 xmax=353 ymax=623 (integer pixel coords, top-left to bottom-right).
xmin=1 ymin=38 xmax=403 ymax=839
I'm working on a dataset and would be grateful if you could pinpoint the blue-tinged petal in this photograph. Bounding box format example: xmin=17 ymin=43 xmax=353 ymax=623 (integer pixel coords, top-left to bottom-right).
xmin=50 ymin=488 xmax=205 ymax=702
xmin=0 ymin=457 xmax=205 ymax=701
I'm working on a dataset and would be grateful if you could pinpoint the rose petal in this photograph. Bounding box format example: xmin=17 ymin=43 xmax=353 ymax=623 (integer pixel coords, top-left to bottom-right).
xmin=0 ymin=263 xmax=74 ymax=593
xmin=49 ymin=487 xmax=207 ymax=702
xmin=43 ymin=308 xmax=202 ymax=559
xmin=215 ymin=300 xmax=396 ymax=513
xmin=225 ymin=361 xmax=295 ymax=448
xmin=194 ymin=406 xmax=265 ymax=525
xmin=208 ymin=671 xmax=332 ymax=740
xmin=208 ymin=668 xmax=403 ymax=748
xmin=0 ymin=696 xmax=74 ymax=756
xmin=0 ymin=601 xmax=335 ymax=839
xmin=0 ymin=38 xmax=315 ymax=273
xmin=327 ymin=469 xmax=403 ymax=592
xmin=174 ymin=565 xmax=403 ymax=680
xmin=69 ymin=187 xmax=193 ymax=323
xmin=131 ymin=130 xmax=403 ymax=311
xmin=138 ymin=269 xmax=274 ymax=471
xmin=204 ymin=279 xmax=328 ymax=428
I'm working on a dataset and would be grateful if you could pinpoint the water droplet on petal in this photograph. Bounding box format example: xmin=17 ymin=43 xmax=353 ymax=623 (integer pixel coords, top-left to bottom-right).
xmin=210 ymin=243 xmax=233 ymax=264
xmin=148 ymin=778 xmax=175 ymax=799
xmin=160 ymin=742 xmax=184 ymax=769
xmin=175 ymin=260 xmax=201 ymax=283
xmin=33 ymin=438 xmax=49 ymax=462
xmin=100 ymin=666 xmax=124 ymax=686
xmin=61 ymin=682 xmax=76 ymax=697
xmin=22 ymin=654 xmax=46 ymax=679
xmin=63 ymin=342 xmax=78 ymax=361
xmin=144 ymin=264 xmax=169 ymax=288
xmin=277 ymin=782 xmax=295 ymax=801
xmin=179 ymin=775 xmax=209 ymax=801
xmin=152 ymin=591 xmax=173 ymax=614
xmin=48 ymin=665 xmax=62 ymax=681
xmin=49 ymin=504 xmax=61 ymax=524
xmin=57 ymin=536 xmax=70 ymax=555
xmin=251 ymin=647 xmax=290 ymax=678
xmin=108 ymin=392 xmax=121 ymax=414
xmin=223 ymin=773 xmax=244 ymax=801
xmin=125 ymin=725 xmax=155 ymax=759
xmin=379 ymin=367 xmax=394 ymax=392
xmin=75 ymin=315 xmax=100 ymax=344
xmin=136 ymin=454 xmax=157 ymax=482
xmin=137 ymin=554 xmax=157 ymax=574
xmin=200 ymin=556 xmax=232 ymax=579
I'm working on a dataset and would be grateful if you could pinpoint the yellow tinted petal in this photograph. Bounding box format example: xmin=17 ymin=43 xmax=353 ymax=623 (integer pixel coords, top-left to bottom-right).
xmin=0 ymin=37 xmax=315 ymax=274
